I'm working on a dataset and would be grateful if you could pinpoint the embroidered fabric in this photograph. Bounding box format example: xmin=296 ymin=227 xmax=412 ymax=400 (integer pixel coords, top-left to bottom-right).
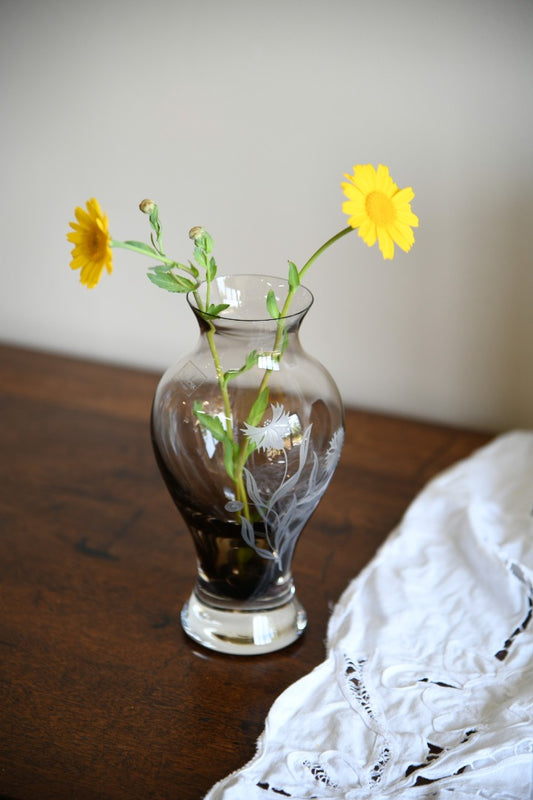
xmin=204 ymin=432 xmax=533 ymax=799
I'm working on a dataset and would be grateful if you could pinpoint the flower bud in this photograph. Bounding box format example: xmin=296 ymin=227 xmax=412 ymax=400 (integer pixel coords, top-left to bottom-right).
xmin=189 ymin=226 xmax=205 ymax=241
xmin=139 ymin=198 xmax=156 ymax=215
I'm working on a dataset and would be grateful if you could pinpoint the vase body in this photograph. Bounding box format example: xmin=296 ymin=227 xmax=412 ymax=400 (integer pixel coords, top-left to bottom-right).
xmin=151 ymin=275 xmax=344 ymax=654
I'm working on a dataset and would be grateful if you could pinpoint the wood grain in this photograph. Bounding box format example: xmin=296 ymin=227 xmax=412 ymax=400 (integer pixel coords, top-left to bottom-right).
xmin=0 ymin=344 xmax=491 ymax=799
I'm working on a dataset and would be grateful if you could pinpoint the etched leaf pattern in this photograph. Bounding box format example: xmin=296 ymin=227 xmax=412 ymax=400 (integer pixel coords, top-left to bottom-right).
xmin=241 ymin=407 xmax=344 ymax=567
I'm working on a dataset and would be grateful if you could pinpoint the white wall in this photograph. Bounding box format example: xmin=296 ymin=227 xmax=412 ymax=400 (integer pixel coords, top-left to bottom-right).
xmin=2 ymin=0 xmax=532 ymax=432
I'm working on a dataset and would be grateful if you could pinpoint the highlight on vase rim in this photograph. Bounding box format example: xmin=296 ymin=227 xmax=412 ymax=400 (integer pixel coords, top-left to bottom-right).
xmin=66 ymin=163 xmax=419 ymax=563
xmin=187 ymin=274 xmax=315 ymax=323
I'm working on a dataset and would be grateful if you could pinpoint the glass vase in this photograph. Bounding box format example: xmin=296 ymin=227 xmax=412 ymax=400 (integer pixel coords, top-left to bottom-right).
xmin=151 ymin=274 xmax=344 ymax=655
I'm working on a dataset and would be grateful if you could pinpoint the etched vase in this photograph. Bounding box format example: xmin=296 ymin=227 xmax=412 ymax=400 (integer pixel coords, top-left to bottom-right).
xmin=151 ymin=274 xmax=344 ymax=654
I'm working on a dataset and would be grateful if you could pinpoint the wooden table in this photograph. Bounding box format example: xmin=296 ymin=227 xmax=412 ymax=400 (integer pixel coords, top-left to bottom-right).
xmin=0 ymin=344 xmax=492 ymax=799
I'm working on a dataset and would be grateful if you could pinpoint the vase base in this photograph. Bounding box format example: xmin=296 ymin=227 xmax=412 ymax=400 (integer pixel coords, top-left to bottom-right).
xmin=181 ymin=592 xmax=307 ymax=655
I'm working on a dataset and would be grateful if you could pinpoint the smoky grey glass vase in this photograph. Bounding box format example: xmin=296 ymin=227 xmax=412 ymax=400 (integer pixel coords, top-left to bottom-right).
xmin=151 ymin=274 xmax=344 ymax=655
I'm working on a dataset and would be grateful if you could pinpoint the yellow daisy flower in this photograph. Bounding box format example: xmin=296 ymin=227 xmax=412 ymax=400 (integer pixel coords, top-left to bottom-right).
xmin=341 ymin=164 xmax=419 ymax=260
xmin=67 ymin=198 xmax=113 ymax=288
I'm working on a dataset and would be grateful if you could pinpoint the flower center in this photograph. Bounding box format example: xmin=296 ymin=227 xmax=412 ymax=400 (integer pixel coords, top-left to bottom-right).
xmin=366 ymin=191 xmax=395 ymax=226
xmin=88 ymin=229 xmax=104 ymax=257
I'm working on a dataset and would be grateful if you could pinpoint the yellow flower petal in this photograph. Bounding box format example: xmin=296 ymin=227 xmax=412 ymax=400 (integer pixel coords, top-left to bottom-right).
xmin=375 ymin=164 xmax=398 ymax=196
xmin=342 ymin=200 xmax=367 ymax=230
xmin=395 ymin=209 xmax=419 ymax=227
xmin=66 ymin=198 xmax=113 ymax=288
xmin=342 ymin=164 xmax=418 ymax=260
xmin=393 ymin=186 xmax=415 ymax=205
xmin=340 ymin=181 xmax=364 ymax=203
xmin=350 ymin=164 xmax=378 ymax=195
xmin=377 ymin=227 xmax=395 ymax=260
xmin=389 ymin=222 xmax=415 ymax=253
xmin=358 ymin=217 xmax=377 ymax=248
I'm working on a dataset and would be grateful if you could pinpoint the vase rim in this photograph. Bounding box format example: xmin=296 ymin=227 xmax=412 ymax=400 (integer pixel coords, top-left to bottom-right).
xmin=187 ymin=273 xmax=314 ymax=323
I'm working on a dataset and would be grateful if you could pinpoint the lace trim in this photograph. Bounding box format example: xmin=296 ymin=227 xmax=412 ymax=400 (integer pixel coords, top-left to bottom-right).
xmin=495 ymin=564 xmax=533 ymax=661
xmin=342 ymin=654 xmax=392 ymax=789
xmin=256 ymin=782 xmax=291 ymax=796
xmin=343 ymin=655 xmax=376 ymax=722
xmin=302 ymin=759 xmax=339 ymax=789
xmin=405 ymin=729 xmax=477 ymax=784
xmin=368 ymin=744 xmax=392 ymax=788
xmin=204 ymin=434 xmax=533 ymax=800
xmin=253 ymin=565 xmax=533 ymax=799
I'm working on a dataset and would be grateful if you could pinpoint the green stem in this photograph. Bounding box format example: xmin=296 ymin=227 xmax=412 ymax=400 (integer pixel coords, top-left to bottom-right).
xmin=205 ymin=328 xmax=232 ymax=424
xmin=116 ymin=223 xmax=251 ymax=516
xmin=203 ymin=319 xmax=251 ymax=520
xmin=111 ymin=240 xmax=198 ymax=277
xmin=111 ymin=239 xmax=173 ymax=263
xmin=298 ymin=226 xmax=353 ymax=280
xmin=260 ymin=226 xmax=355 ymax=398
xmin=233 ymin=227 xmax=355 ymax=495
xmin=193 ymin=289 xmax=203 ymax=309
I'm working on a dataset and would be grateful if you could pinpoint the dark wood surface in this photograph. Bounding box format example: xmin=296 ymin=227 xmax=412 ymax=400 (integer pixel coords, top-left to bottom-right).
xmin=0 ymin=344 xmax=492 ymax=800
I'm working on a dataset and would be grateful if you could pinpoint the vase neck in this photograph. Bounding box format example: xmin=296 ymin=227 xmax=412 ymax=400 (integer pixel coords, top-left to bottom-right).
xmin=191 ymin=306 xmax=308 ymax=341
xmin=187 ymin=274 xmax=313 ymax=332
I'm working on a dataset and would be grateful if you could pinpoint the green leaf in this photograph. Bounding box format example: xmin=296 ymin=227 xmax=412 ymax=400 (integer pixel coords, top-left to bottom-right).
xmin=193 ymin=407 xmax=227 ymax=442
xmin=150 ymin=264 xmax=173 ymax=274
xmin=223 ymin=349 xmax=259 ymax=385
xmin=224 ymin=440 xmax=237 ymax=481
xmin=170 ymin=261 xmax=198 ymax=278
xmin=173 ymin=274 xmax=197 ymax=291
xmin=244 ymin=349 xmax=259 ymax=370
xmin=206 ymin=302 xmax=230 ymax=317
xmin=187 ymin=261 xmax=200 ymax=279
xmin=288 ymin=261 xmax=300 ymax=290
xmin=246 ymin=387 xmax=269 ymax=428
xmin=147 ymin=272 xmax=186 ymax=292
xmin=266 ymin=290 xmax=280 ymax=319
xmin=149 ymin=206 xmax=161 ymax=233
xmin=124 ymin=240 xmax=160 ymax=256
xmin=201 ymin=230 xmax=214 ymax=254
xmin=206 ymin=256 xmax=217 ymax=282
xmin=147 ymin=270 xmax=196 ymax=293
xmin=194 ymin=247 xmax=208 ymax=269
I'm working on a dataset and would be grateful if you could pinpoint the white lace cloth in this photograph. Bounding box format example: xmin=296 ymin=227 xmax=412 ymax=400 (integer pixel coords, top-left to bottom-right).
xmin=204 ymin=431 xmax=533 ymax=800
